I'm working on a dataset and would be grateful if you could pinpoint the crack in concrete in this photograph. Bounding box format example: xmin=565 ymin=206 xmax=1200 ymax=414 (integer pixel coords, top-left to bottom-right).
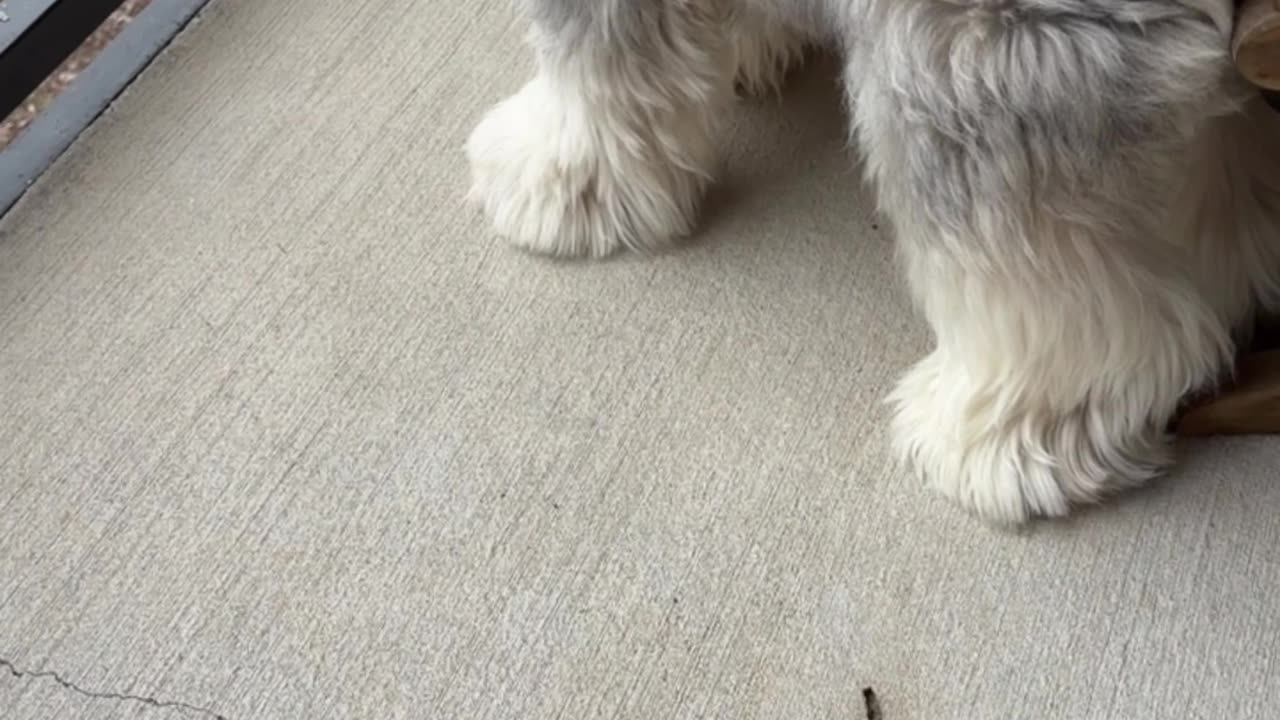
xmin=0 ymin=657 xmax=228 ymax=719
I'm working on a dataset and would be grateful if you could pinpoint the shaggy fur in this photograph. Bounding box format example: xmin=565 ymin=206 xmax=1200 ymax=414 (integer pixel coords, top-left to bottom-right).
xmin=465 ymin=0 xmax=1280 ymax=525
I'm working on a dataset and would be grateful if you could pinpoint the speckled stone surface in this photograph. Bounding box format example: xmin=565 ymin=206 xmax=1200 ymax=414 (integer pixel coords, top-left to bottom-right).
xmin=1 ymin=1 xmax=1278 ymax=718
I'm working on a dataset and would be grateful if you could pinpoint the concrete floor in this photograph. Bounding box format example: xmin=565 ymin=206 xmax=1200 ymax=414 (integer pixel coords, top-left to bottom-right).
xmin=2 ymin=1 xmax=1279 ymax=718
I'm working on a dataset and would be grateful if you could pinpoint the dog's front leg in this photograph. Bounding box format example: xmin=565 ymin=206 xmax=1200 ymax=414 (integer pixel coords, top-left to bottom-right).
xmin=466 ymin=0 xmax=737 ymax=258
xmin=852 ymin=2 xmax=1242 ymax=524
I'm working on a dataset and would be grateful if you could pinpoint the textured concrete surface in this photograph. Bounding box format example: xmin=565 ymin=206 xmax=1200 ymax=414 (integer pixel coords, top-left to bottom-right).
xmin=1 ymin=1 xmax=1279 ymax=718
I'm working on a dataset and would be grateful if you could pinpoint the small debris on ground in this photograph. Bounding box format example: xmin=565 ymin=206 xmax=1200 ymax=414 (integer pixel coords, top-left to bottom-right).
xmin=863 ymin=687 xmax=882 ymax=720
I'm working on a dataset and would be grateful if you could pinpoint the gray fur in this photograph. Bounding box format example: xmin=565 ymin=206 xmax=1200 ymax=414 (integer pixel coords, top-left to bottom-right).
xmin=524 ymin=0 xmax=723 ymax=72
xmin=844 ymin=0 xmax=1242 ymax=258
xmin=470 ymin=0 xmax=1280 ymax=523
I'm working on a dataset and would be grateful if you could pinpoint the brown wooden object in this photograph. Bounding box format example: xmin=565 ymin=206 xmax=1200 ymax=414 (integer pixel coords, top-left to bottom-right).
xmin=1177 ymin=351 xmax=1280 ymax=436
xmin=1235 ymin=0 xmax=1280 ymax=90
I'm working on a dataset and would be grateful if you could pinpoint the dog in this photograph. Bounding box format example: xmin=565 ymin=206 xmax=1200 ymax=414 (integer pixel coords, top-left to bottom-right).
xmin=465 ymin=0 xmax=1280 ymax=525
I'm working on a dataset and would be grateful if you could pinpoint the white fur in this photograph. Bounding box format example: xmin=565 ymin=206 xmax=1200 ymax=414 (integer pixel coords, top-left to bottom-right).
xmin=886 ymin=236 xmax=1229 ymax=524
xmin=729 ymin=6 xmax=806 ymax=98
xmin=465 ymin=13 xmax=733 ymax=258
xmin=882 ymin=98 xmax=1280 ymax=525
xmin=466 ymin=0 xmax=1280 ymax=525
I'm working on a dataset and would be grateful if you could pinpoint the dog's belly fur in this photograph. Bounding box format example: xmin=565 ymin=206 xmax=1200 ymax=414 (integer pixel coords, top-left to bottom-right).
xmin=465 ymin=0 xmax=1280 ymax=525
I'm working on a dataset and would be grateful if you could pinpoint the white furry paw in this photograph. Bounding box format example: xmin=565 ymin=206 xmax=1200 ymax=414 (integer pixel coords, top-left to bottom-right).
xmin=465 ymin=78 xmax=710 ymax=259
xmin=889 ymin=352 xmax=1170 ymax=525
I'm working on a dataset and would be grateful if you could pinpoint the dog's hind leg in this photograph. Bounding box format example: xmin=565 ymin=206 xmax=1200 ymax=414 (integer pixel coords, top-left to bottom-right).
xmin=466 ymin=0 xmax=736 ymax=258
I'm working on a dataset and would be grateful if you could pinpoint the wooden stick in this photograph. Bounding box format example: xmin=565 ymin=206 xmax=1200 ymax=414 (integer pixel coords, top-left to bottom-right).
xmin=1176 ymin=351 xmax=1280 ymax=436
xmin=1235 ymin=0 xmax=1280 ymax=89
